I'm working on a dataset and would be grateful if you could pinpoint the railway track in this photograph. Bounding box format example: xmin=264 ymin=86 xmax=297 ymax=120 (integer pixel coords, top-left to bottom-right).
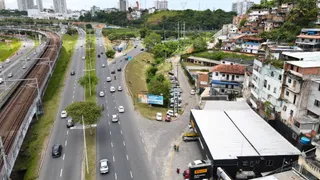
xmin=0 ymin=32 xmax=60 ymax=171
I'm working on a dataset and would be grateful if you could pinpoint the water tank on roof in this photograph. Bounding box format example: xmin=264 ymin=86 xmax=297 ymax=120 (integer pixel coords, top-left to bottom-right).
xmin=300 ymin=137 xmax=310 ymax=145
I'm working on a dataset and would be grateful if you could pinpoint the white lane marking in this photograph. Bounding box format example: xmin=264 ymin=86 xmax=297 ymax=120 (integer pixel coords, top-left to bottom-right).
xmin=110 ymin=131 xmax=112 ymax=135
xmin=126 ymin=155 xmax=129 ymax=160
xmin=113 ymin=100 xmax=115 ymax=102
xmin=63 ymin=154 xmax=65 ymax=160
xmin=72 ymin=95 xmax=74 ymax=99
xmin=107 ymin=114 xmax=109 ymax=117
xmin=118 ymin=121 xmax=121 ymax=125
xmin=108 ymin=122 xmax=111 ymax=125
xmin=65 ymin=140 xmax=67 ymax=146
xmin=142 ymin=139 xmax=144 ymax=144
xmin=115 ymin=173 xmax=117 ymax=180
xmin=67 ymin=130 xmax=69 ymax=135
xmin=111 ymin=142 xmax=113 ymax=147
xmin=130 ymin=171 xmax=133 ymax=178
xmin=120 ymin=130 xmax=123 ymax=134
xmin=144 ymin=147 xmax=147 ymax=152
xmin=106 ymin=106 xmax=108 ymax=110
xmin=60 ymin=169 xmax=63 ymax=177
xmin=123 ymin=141 xmax=126 ymax=146
xmin=113 ymin=156 xmax=115 ymax=162
xmin=106 ymin=100 xmax=107 ymax=103
xmin=139 ymin=132 xmax=142 ymax=136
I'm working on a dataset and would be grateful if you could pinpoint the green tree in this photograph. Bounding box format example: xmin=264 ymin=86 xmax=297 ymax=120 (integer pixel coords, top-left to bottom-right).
xmin=152 ymin=44 xmax=167 ymax=59
xmin=239 ymin=18 xmax=248 ymax=27
xmin=106 ymin=50 xmax=116 ymax=58
xmin=193 ymin=37 xmax=207 ymax=52
xmin=139 ymin=27 xmax=150 ymax=38
xmin=78 ymin=74 xmax=99 ymax=89
xmin=148 ymin=78 xmax=171 ymax=106
xmin=144 ymin=32 xmax=161 ymax=51
xmin=287 ymin=0 xmax=318 ymax=27
xmin=66 ymin=101 xmax=103 ymax=134
xmin=85 ymin=23 xmax=93 ymax=29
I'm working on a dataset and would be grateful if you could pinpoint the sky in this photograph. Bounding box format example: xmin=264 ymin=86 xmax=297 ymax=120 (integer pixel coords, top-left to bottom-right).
xmin=4 ymin=0 xmax=260 ymax=11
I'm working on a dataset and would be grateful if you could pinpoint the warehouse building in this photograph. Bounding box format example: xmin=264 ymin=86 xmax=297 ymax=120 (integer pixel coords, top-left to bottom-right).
xmin=190 ymin=101 xmax=301 ymax=178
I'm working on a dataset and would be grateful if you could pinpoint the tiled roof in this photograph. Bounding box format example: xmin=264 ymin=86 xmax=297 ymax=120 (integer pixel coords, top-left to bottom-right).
xmin=297 ymin=35 xmax=320 ymax=39
xmin=210 ymin=64 xmax=246 ymax=75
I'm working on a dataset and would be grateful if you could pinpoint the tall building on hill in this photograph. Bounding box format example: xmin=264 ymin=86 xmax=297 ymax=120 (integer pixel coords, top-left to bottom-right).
xmin=0 ymin=0 xmax=5 ymax=10
xmin=53 ymin=0 xmax=67 ymax=13
xmin=232 ymin=0 xmax=254 ymax=15
xmin=17 ymin=0 xmax=27 ymax=10
xmin=37 ymin=0 xmax=43 ymax=11
xmin=119 ymin=0 xmax=127 ymax=11
xmin=154 ymin=0 xmax=168 ymax=10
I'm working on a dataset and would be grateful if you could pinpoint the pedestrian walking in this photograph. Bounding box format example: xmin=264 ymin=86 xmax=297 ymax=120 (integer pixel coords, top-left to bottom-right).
xmin=176 ymin=167 xmax=180 ymax=174
xmin=177 ymin=145 xmax=179 ymax=152
xmin=174 ymin=144 xmax=177 ymax=151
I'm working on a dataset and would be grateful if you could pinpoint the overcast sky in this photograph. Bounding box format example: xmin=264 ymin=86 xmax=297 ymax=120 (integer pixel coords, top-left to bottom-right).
xmin=4 ymin=0 xmax=260 ymax=11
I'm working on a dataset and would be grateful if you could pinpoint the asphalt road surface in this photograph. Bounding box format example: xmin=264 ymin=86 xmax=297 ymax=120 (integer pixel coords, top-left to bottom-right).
xmin=0 ymin=38 xmax=47 ymax=95
xmin=95 ymin=29 xmax=154 ymax=180
xmin=39 ymin=28 xmax=86 ymax=180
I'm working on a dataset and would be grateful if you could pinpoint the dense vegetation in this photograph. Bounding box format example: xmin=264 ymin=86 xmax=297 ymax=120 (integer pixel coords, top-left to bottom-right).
xmin=79 ymin=9 xmax=236 ymax=30
xmin=0 ymin=9 xmax=27 ymax=16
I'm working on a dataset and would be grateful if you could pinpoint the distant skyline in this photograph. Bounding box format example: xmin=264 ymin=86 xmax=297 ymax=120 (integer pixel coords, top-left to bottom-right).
xmin=4 ymin=0 xmax=260 ymax=11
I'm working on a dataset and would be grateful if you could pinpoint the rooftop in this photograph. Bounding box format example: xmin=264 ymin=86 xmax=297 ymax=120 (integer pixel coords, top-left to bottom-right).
xmin=210 ymin=64 xmax=246 ymax=75
xmin=203 ymin=101 xmax=250 ymax=110
xmin=301 ymin=28 xmax=320 ymax=32
xmin=297 ymin=35 xmax=320 ymax=39
xmin=191 ymin=102 xmax=301 ymax=160
xmin=252 ymin=169 xmax=308 ymax=180
xmin=281 ymin=52 xmax=320 ymax=61
xmin=187 ymin=56 xmax=220 ymax=64
xmin=286 ymin=60 xmax=320 ymax=68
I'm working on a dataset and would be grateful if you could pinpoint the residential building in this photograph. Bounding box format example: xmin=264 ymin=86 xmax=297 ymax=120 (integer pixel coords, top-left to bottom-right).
xmin=17 ymin=0 xmax=27 ymax=11
xmin=0 ymin=0 xmax=5 ymax=9
xmin=210 ymin=64 xmax=246 ymax=95
xmin=281 ymin=51 xmax=320 ymax=61
xmin=196 ymin=72 xmax=210 ymax=90
xmin=53 ymin=0 xmax=67 ymax=14
xmin=119 ymin=0 xmax=127 ymax=11
xmin=241 ymin=36 xmax=264 ymax=54
xmin=297 ymin=145 xmax=320 ymax=180
xmin=296 ymin=29 xmax=320 ymax=51
xmin=154 ymin=0 xmax=168 ymax=10
xmin=281 ymin=60 xmax=320 ymax=134
xmin=258 ymin=43 xmax=303 ymax=60
xmin=307 ymin=79 xmax=320 ymax=119
xmin=231 ymin=0 xmax=254 ymax=15
xmin=27 ymin=0 xmax=35 ymax=9
xmin=221 ymin=24 xmax=238 ymax=36
xmin=91 ymin=5 xmax=100 ymax=16
xmin=37 ymin=0 xmax=43 ymax=12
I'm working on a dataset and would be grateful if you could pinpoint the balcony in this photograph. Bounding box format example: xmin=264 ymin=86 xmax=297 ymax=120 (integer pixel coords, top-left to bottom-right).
xmin=296 ymin=39 xmax=320 ymax=45
xmin=251 ymin=88 xmax=259 ymax=99
xmin=299 ymin=156 xmax=320 ymax=179
xmin=251 ymin=78 xmax=259 ymax=88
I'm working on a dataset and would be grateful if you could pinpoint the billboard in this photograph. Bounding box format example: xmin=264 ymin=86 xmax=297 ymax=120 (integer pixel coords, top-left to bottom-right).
xmin=138 ymin=94 xmax=164 ymax=105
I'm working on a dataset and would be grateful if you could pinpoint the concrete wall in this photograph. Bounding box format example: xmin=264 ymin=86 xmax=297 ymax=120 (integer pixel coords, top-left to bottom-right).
xmin=307 ymin=81 xmax=320 ymax=116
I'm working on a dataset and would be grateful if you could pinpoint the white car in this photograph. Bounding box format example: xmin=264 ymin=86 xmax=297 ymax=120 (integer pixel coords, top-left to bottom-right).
xmin=22 ymin=65 xmax=26 ymax=69
xmin=106 ymin=77 xmax=111 ymax=82
xmin=167 ymin=110 xmax=178 ymax=117
xmin=190 ymin=90 xmax=195 ymax=95
xmin=82 ymin=56 xmax=85 ymax=60
xmin=156 ymin=112 xmax=162 ymax=121
xmin=7 ymin=73 xmax=13 ymax=78
xmin=100 ymin=159 xmax=109 ymax=174
xmin=99 ymin=91 xmax=105 ymax=97
xmin=118 ymin=86 xmax=122 ymax=91
xmin=110 ymin=86 xmax=115 ymax=92
xmin=100 ymin=45 xmax=102 ymax=47
xmin=61 ymin=110 xmax=68 ymax=118
xmin=118 ymin=106 xmax=125 ymax=113
xmin=27 ymin=57 xmax=30 ymax=61
xmin=5 ymin=59 xmax=10 ymax=63
xmin=112 ymin=114 xmax=118 ymax=123
xmin=102 ymin=64 xmax=105 ymax=68
xmin=0 ymin=78 xmax=3 ymax=84
xmin=76 ymin=47 xmax=78 ymax=50
xmin=188 ymin=160 xmax=206 ymax=168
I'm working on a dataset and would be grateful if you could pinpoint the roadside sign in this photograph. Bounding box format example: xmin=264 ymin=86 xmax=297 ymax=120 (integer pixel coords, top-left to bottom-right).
xmin=128 ymin=56 xmax=133 ymax=61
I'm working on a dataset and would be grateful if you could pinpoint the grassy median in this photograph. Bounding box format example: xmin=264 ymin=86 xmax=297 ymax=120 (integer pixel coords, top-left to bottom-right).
xmin=0 ymin=37 xmax=22 ymax=61
xmin=13 ymin=34 xmax=78 ymax=180
xmin=84 ymin=33 xmax=97 ymax=180
xmin=125 ymin=52 xmax=171 ymax=119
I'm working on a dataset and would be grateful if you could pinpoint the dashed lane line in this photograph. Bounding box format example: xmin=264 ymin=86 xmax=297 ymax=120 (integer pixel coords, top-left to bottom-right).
xmin=65 ymin=140 xmax=67 ymax=146
xmin=60 ymin=169 xmax=63 ymax=177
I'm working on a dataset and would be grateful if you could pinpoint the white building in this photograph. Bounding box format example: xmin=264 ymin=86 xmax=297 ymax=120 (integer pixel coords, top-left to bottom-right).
xmin=17 ymin=0 xmax=27 ymax=11
xmin=37 ymin=0 xmax=43 ymax=12
xmin=0 ymin=0 xmax=5 ymax=10
xmin=154 ymin=0 xmax=168 ymax=10
xmin=53 ymin=0 xmax=67 ymax=14
xmin=91 ymin=5 xmax=100 ymax=16
xmin=27 ymin=9 xmax=79 ymax=19
xmin=119 ymin=0 xmax=127 ymax=11
xmin=210 ymin=64 xmax=246 ymax=95
xmin=232 ymin=0 xmax=254 ymax=15
xmin=307 ymin=79 xmax=320 ymax=119
xmin=221 ymin=24 xmax=238 ymax=36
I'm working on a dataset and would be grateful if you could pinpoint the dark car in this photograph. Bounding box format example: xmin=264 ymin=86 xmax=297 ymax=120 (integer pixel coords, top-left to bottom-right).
xmin=97 ymin=54 xmax=101 ymax=58
xmin=134 ymin=45 xmax=137 ymax=48
xmin=52 ymin=144 xmax=62 ymax=158
xmin=66 ymin=119 xmax=74 ymax=128
xmin=101 ymin=52 xmax=103 ymax=55
xmin=140 ymin=48 xmax=144 ymax=51
xmin=117 ymin=67 xmax=122 ymax=71
xmin=111 ymin=70 xmax=115 ymax=74
xmin=125 ymin=57 xmax=129 ymax=60
xmin=70 ymin=71 xmax=75 ymax=75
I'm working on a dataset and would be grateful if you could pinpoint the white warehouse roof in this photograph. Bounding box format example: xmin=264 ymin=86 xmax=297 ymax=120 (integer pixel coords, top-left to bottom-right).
xmin=192 ymin=104 xmax=301 ymax=160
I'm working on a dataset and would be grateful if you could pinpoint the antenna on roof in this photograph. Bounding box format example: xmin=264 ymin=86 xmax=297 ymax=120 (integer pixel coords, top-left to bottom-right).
xmin=180 ymin=0 xmax=188 ymax=10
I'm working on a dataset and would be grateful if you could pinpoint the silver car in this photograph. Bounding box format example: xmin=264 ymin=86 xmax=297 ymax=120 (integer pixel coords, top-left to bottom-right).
xmin=112 ymin=114 xmax=118 ymax=123
xmin=100 ymin=159 xmax=109 ymax=174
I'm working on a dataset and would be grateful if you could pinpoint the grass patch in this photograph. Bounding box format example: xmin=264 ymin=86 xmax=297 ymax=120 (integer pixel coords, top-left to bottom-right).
xmin=125 ymin=52 xmax=171 ymax=120
xmin=0 ymin=37 xmax=22 ymax=61
xmin=84 ymin=34 xmax=97 ymax=180
xmin=147 ymin=11 xmax=179 ymax=25
xmin=13 ymin=34 xmax=78 ymax=180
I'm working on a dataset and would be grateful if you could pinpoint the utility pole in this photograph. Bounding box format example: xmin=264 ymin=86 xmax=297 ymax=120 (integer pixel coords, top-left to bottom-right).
xmin=177 ymin=22 xmax=180 ymax=50
xmin=183 ymin=21 xmax=186 ymax=50
xmin=0 ymin=136 xmax=9 ymax=180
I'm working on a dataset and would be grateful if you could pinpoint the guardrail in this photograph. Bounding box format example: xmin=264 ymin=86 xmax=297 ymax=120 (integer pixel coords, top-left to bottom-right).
xmin=0 ymin=28 xmax=52 ymax=110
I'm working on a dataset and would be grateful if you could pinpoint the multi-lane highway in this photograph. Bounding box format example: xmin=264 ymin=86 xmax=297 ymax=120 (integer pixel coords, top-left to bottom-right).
xmin=95 ymin=29 xmax=154 ymax=180
xmin=0 ymin=38 xmax=47 ymax=94
xmin=39 ymin=28 xmax=86 ymax=180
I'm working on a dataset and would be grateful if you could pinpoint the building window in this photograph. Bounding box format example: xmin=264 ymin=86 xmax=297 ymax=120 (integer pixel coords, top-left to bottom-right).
xmin=288 ymin=78 xmax=292 ymax=84
xmin=271 ymin=71 xmax=274 ymax=77
xmin=290 ymin=65 xmax=294 ymax=70
xmin=292 ymin=133 xmax=298 ymax=140
xmin=318 ymin=84 xmax=320 ymax=91
xmin=264 ymin=80 xmax=267 ymax=88
xmin=268 ymin=85 xmax=270 ymax=90
xmin=290 ymin=110 xmax=294 ymax=116
xmin=222 ymin=61 xmax=225 ymax=64
xmin=315 ymin=100 xmax=320 ymax=107
xmin=231 ymin=63 xmax=234 ymax=65
xmin=222 ymin=74 xmax=225 ymax=77
xmin=215 ymin=72 xmax=218 ymax=76
xmin=273 ymin=87 xmax=276 ymax=93
xmin=283 ymin=105 xmax=287 ymax=111
xmin=278 ymin=75 xmax=282 ymax=80
xmin=286 ymin=91 xmax=289 ymax=96
xmin=265 ymin=160 xmax=274 ymax=166
xmin=236 ymin=75 xmax=239 ymax=78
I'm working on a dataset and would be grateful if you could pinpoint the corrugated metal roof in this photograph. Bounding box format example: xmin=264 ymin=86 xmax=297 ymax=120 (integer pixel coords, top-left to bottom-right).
xmin=286 ymin=60 xmax=320 ymax=68
xmin=282 ymin=52 xmax=320 ymax=61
